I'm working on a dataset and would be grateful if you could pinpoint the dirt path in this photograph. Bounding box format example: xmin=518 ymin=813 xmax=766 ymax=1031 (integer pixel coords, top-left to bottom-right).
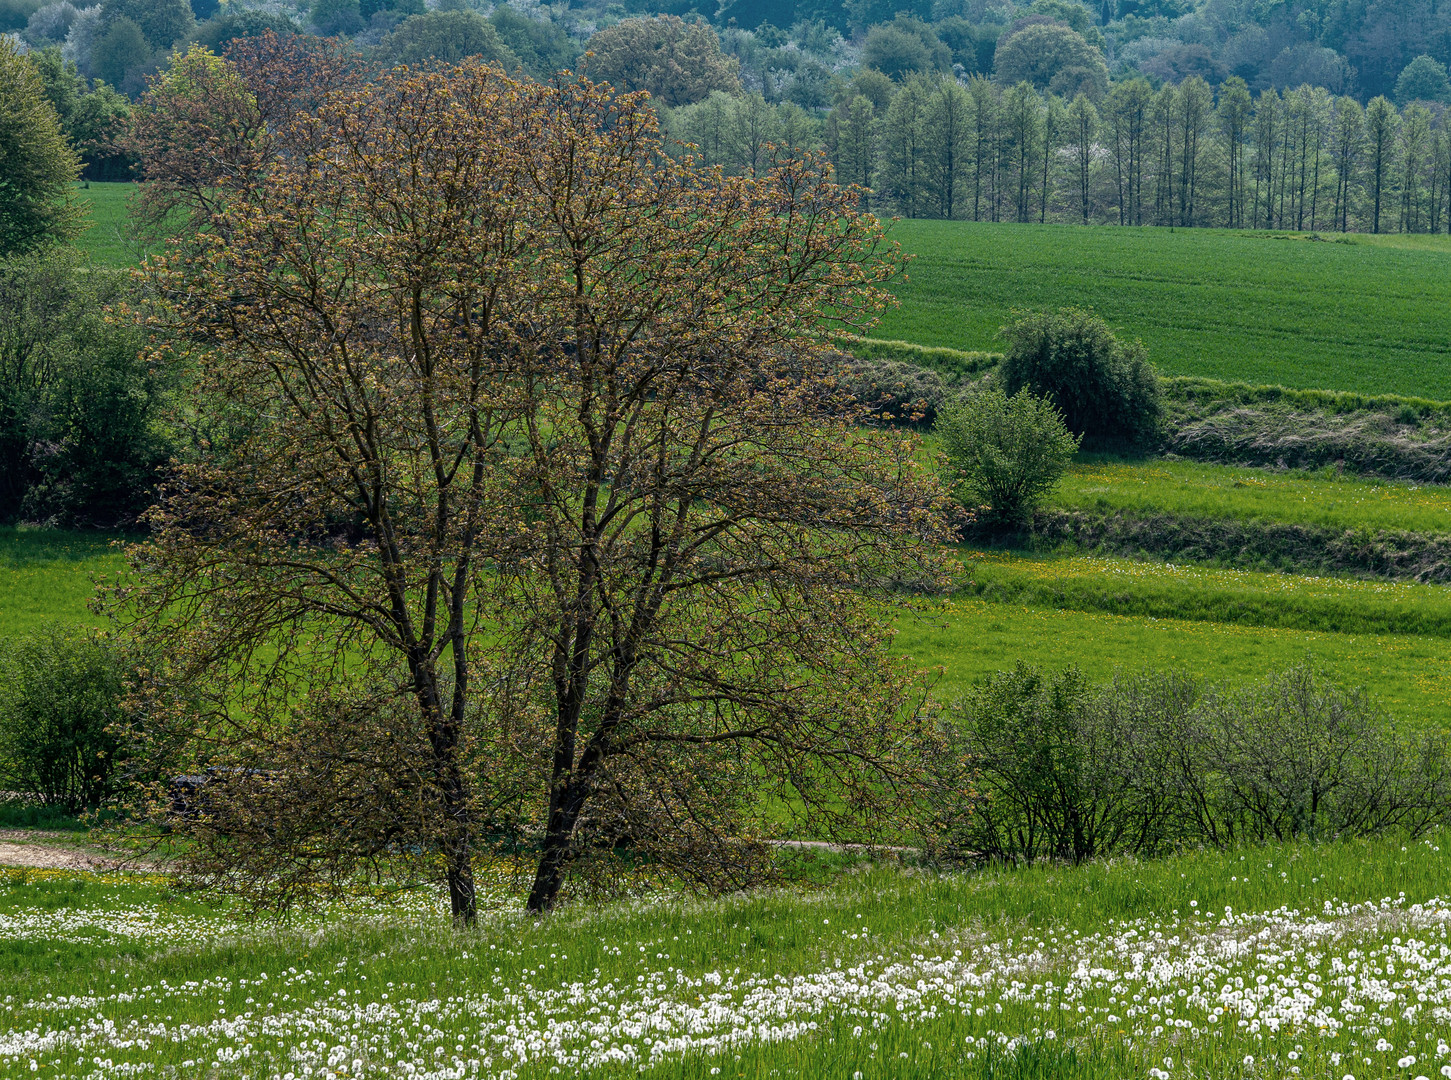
xmin=0 ymin=832 xmax=154 ymax=872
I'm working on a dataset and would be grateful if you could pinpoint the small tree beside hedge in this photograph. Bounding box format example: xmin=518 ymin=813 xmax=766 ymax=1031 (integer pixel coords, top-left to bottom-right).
xmin=936 ymin=386 xmax=1080 ymax=524
xmin=998 ymin=307 xmax=1161 ymax=444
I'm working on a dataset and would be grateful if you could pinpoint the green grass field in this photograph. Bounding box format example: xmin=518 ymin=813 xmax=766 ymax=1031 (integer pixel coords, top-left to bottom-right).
xmin=876 ymin=221 xmax=1451 ymax=398
xmin=1053 ymin=455 xmax=1451 ymax=533
xmin=892 ymin=597 xmax=1451 ymax=728
xmin=0 ymin=529 xmax=121 ymax=637
xmin=4 ymin=835 xmax=1450 ymax=1078
xmin=962 ymin=550 xmax=1451 ymax=637
xmin=72 ymin=182 xmax=141 ymax=267
xmin=8 ymin=528 xmax=1451 ymax=728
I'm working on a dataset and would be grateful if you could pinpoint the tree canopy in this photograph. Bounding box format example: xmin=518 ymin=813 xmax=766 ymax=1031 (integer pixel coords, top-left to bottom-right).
xmin=124 ymin=42 xmax=952 ymax=921
xmin=98 ymin=0 xmax=193 ymax=50
xmin=1395 ymin=55 xmax=1451 ymax=105
xmin=583 ymin=15 xmax=740 ymax=107
xmin=860 ymin=16 xmax=951 ymax=81
xmin=0 ymin=36 xmax=81 ymax=255
xmin=375 ymin=11 xmax=519 ymax=69
xmin=993 ymin=21 xmax=1107 ymax=98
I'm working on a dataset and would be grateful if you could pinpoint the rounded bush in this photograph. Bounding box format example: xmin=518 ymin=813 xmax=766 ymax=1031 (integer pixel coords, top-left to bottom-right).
xmin=997 ymin=306 xmax=1161 ymax=444
xmin=0 ymin=624 xmax=129 ymax=812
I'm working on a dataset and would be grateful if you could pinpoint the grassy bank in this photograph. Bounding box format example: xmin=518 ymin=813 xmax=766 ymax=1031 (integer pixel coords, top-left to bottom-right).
xmin=3 ymin=835 xmax=1449 ymax=1077
xmin=961 ymin=550 xmax=1451 ymax=637
xmin=877 ymin=220 xmax=1451 ymax=397
xmin=1051 ymin=457 xmax=1451 ymax=534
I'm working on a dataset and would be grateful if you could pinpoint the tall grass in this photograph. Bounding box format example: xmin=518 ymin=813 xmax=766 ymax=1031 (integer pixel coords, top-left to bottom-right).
xmin=1051 ymin=455 xmax=1451 ymax=533
xmin=961 ymin=550 xmax=1451 ymax=637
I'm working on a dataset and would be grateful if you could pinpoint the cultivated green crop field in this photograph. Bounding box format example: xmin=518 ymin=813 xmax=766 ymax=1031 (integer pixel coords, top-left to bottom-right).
xmin=877 ymin=220 xmax=1451 ymax=397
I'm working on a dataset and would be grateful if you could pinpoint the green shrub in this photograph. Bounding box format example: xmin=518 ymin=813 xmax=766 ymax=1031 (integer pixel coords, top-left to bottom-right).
xmin=940 ymin=663 xmax=1198 ymax=863
xmin=935 ymin=386 xmax=1080 ymax=524
xmin=0 ymin=625 xmax=130 ymax=812
xmin=997 ymin=307 xmax=1161 ymax=443
xmin=0 ymin=248 xmax=169 ymax=526
xmin=938 ymin=661 xmax=1450 ymax=863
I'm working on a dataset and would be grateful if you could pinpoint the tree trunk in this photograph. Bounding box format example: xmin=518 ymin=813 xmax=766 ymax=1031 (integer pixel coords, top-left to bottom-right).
xmin=527 ymin=781 xmax=587 ymax=913
xmin=415 ymin=661 xmax=477 ymax=926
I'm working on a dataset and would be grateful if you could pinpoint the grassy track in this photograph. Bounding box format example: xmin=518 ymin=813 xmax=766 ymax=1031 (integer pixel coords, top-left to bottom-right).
xmin=876 ymin=220 xmax=1451 ymax=397
xmin=892 ymin=598 xmax=1451 ymax=727
xmin=72 ymin=182 xmax=141 ymax=267
xmin=1052 ymin=455 xmax=1451 ymax=533
xmin=3 ymin=836 xmax=1451 ymax=1077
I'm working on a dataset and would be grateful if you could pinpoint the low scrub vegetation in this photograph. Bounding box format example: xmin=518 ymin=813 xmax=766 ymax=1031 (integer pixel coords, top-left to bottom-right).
xmin=941 ymin=662 xmax=1449 ymax=864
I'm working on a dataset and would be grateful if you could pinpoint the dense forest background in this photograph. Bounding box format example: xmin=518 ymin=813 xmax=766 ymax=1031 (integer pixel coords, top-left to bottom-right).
xmin=8 ymin=0 xmax=1451 ymax=231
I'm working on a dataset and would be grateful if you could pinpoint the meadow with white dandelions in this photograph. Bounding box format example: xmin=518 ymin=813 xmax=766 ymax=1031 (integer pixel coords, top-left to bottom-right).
xmin=4 ymin=839 xmax=1451 ymax=1079
xmin=12 ymin=4 xmax=1451 ymax=1079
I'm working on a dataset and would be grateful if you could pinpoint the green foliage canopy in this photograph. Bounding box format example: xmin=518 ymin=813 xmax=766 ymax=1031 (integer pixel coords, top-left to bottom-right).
xmin=376 ymin=11 xmax=520 ymax=69
xmin=993 ymin=21 xmax=1107 ymax=98
xmin=936 ymin=385 xmax=1079 ymax=523
xmin=91 ymin=15 xmax=154 ymax=94
xmin=0 ymin=624 xmax=130 ymax=812
xmin=98 ymin=0 xmax=193 ymax=50
xmin=583 ymin=15 xmax=740 ymax=106
xmin=997 ymin=306 xmax=1161 ymax=443
xmin=860 ymin=16 xmax=949 ymax=80
xmin=1395 ymin=55 xmax=1451 ymax=105
xmin=0 ymin=37 xmax=81 ymax=255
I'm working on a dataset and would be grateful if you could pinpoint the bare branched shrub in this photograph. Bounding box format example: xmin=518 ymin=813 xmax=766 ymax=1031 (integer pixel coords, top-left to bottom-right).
xmin=939 ymin=661 xmax=1449 ymax=863
xmin=1195 ymin=665 xmax=1451 ymax=843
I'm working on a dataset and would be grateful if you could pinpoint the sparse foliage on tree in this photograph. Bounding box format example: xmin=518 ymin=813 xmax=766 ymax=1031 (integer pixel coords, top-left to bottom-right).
xmin=122 ymin=45 xmax=954 ymax=922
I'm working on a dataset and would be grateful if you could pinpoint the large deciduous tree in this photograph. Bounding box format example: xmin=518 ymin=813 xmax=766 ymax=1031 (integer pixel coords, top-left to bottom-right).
xmin=122 ymin=43 xmax=953 ymax=922
xmin=0 ymin=36 xmax=82 ymax=255
xmin=582 ymin=15 xmax=740 ymax=107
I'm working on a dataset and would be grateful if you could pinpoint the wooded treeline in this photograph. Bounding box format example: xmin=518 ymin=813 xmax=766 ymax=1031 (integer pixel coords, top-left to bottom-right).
xmin=676 ymin=75 xmax=1451 ymax=233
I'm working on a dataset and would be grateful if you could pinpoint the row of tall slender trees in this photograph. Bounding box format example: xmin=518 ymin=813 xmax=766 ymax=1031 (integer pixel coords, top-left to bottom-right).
xmin=714 ymin=75 xmax=1449 ymax=233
